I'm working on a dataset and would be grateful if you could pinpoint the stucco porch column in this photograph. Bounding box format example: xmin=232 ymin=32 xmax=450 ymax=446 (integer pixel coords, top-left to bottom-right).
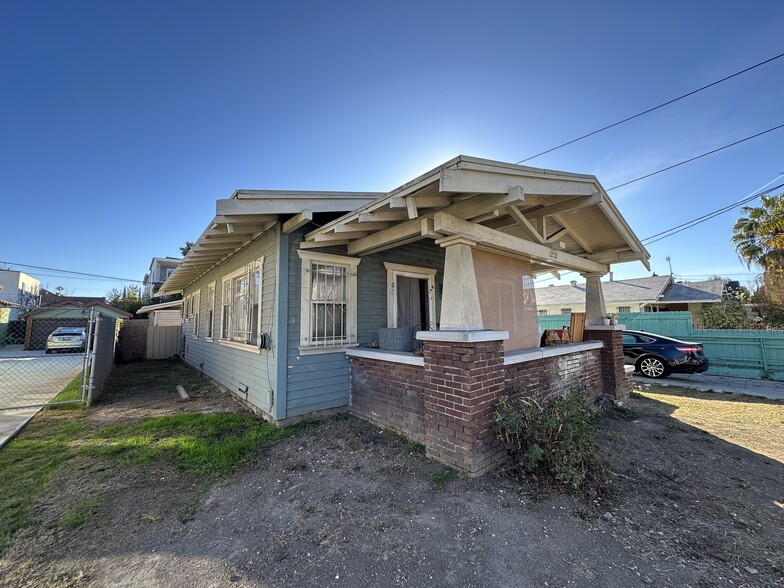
xmin=582 ymin=272 xmax=607 ymax=326
xmin=437 ymin=236 xmax=483 ymax=330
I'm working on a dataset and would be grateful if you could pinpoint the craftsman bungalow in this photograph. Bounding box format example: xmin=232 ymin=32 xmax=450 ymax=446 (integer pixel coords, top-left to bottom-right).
xmin=159 ymin=156 xmax=650 ymax=475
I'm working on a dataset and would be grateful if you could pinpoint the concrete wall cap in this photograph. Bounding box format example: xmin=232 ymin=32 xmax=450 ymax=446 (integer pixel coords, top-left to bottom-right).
xmin=416 ymin=330 xmax=510 ymax=343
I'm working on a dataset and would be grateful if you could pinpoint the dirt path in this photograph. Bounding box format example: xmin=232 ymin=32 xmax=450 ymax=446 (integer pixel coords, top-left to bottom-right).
xmin=1 ymin=362 xmax=781 ymax=587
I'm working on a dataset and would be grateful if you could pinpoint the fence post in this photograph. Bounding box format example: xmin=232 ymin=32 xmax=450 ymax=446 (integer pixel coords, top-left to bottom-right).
xmin=760 ymin=337 xmax=769 ymax=378
xmin=81 ymin=308 xmax=95 ymax=402
xmin=87 ymin=316 xmax=101 ymax=406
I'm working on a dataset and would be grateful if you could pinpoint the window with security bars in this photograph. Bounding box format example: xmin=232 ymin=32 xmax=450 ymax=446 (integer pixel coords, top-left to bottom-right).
xmin=538 ymin=309 xmax=548 ymax=315
xmin=220 ymin=260 xmax=263 ymax=345
xmin=298 ymin=251 xmax=360 ymax=350
xmin=205 ymin=282 xmax=215 ymax=338
xmin=560 ymin=308 xmax=572 ymax=314
xmin=617 ymin=306 xmax=631 ymax=313
xmin=309 ymin=262 xmax=348 ymax=345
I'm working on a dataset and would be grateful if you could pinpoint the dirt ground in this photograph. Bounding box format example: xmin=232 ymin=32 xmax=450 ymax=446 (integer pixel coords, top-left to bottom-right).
xmin=1 ymin=362 xmax=782 ymax=588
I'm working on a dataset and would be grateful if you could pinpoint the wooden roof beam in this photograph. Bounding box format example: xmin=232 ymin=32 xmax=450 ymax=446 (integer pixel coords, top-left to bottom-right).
xmin=282 ymin=209 xmax=313 ymax=234
xmin=525 ymin=192 xmax=602 ymax=220
xmin=439 ymin=168 xmax=595 ymax=197
xmin=506 ymin=204 xmax=545 ymax=244
xmin=433 ymin=212 xmax=607 ymax=274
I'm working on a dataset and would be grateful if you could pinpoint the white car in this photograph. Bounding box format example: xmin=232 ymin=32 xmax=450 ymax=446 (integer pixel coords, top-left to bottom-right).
xmin=45 ymin=327 xmax=87 ymax=354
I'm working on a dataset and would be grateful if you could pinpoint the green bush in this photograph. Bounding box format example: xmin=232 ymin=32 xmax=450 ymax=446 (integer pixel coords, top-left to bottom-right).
xmin=493 ymin=390 xmax=604 ymax=494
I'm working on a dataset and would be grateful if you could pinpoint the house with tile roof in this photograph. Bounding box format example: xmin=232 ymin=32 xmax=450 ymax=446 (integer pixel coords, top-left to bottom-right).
xmin=535 ymin=276 xmax=724 ymax=322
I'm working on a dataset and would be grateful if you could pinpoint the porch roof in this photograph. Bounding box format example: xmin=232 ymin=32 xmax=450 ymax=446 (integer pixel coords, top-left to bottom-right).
xmin=302 ymin=155 xmax=649 ymax=275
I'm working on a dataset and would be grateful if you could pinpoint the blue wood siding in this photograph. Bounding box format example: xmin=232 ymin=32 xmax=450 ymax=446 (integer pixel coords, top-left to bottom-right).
xmin=286 ymin=230 xmax=445 ymax=419
xmin=180 ymin=226 xmax=279 ymax=417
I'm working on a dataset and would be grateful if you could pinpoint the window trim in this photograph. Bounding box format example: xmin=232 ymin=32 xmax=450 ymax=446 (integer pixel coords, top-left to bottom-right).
xmin=297 ymin=250 xmax=360 ymax=353
xmin=219 ymin=257 xmax=264 ymax=351
xmin=204 ymin=281 xmax=216 ymax=340
xmin=383 ymin=262 xmax=437 ymax=330
xmin=191 ymin=290 xmax=200 ymax=338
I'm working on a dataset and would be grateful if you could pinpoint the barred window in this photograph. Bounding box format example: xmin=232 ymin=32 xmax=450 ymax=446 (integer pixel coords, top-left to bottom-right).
xmin=560 ymin=308 xmax=572 ymax=314
xmin=221 ymin=259 xmax=263 ymax=346
xmin=298 ymin=251 xmax=360 ymax=351
xmin=538 ymin=309 xmax=548 ymax=315
xmin=617 ymin=306 xmax=631 ymax=313
xmin=205 ymin=282 xmax=215 ymax=339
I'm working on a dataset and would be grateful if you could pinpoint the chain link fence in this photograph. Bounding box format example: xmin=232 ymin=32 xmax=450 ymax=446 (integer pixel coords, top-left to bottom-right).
xmin=0 ymin=308 xmax=117 ymax=410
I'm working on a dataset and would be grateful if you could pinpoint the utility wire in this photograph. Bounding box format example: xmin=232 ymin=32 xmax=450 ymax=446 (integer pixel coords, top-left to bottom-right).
xmin=0 ymin=260 xmax=143 ymax=283
xmin=515 ymin=52 xmax=784 ymax=164
xmin=640 ymin=174 xmax=784 ymax=241
xmin=606 ymin=124 xmax=784 ymax=191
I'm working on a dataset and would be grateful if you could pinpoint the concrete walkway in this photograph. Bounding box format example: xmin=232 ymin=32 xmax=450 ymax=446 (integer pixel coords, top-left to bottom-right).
xmin=632 ymin=372 xmax=784 ymax=401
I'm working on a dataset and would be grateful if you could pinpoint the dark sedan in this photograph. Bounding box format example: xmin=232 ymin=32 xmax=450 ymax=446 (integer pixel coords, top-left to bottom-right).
xmin=622 ymin=330 xmax=709 ymax=379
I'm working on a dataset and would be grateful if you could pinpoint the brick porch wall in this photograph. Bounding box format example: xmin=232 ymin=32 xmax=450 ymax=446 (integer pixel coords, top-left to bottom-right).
xmin=583 ymin=327 xmax=631 ymax=401
xmin=349 ymin=357 xmax=427 ymax=443
xmin=505 ymin=349 xmax=604 ymax=402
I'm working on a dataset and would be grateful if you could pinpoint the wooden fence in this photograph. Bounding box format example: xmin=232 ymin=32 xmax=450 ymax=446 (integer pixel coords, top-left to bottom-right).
xmin=117 ymin=319 xmax=181 ymax=361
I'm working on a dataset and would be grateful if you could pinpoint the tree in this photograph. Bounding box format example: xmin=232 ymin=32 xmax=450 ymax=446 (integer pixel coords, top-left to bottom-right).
xmin=180 ymin=241 xmax=194 ymax=257
xmin=731 ymin=193 xmax=784 ymax=325
xmin=106 ymin=285 xmax=145 ymax=315
xmin=731 ymin=194 xmax=784 ymax=270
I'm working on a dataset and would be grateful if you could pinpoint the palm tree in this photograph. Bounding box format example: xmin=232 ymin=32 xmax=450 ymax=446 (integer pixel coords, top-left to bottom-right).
xmin=731 ymin=193 xmax=784 ymax=269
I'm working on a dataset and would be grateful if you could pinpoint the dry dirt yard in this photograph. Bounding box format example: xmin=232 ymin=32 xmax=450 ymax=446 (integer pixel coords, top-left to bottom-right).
xmin=1 ymin=361 xmax=782 ymax=588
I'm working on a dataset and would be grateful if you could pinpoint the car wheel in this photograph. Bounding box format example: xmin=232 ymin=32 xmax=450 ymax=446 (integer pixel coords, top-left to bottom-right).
xmin=637 ymin=356 xmax=668 ymax=379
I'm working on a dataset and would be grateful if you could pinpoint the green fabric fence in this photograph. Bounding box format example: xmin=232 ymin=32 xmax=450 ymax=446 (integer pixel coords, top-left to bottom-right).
xmin=539 ymin=311 xmax=784 ymax=380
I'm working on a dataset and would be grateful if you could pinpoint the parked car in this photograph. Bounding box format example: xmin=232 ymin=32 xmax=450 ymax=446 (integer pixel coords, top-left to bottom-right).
xmin=622 ymin=329 xmax=709 ymax=379
xmin=45 ymin=327 xmax=87 ymax=354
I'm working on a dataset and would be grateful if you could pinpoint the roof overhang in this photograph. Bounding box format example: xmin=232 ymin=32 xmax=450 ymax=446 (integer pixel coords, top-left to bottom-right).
xmin=160 ymin=190 xmax=383 ymax=293
xmin=302 ymin=155 xmax=650 ymax=276
xmin=137 ymin=300 xmax=183 ymax=314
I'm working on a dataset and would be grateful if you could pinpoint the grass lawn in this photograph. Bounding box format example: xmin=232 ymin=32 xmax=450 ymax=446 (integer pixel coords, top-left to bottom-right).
xmin=48 ymin=372 xmax=86 ymax=405
xmin=0 ymin=374 xmax=291 ymax=553
xmin=633 ymin=386 xmax=784 ymax=462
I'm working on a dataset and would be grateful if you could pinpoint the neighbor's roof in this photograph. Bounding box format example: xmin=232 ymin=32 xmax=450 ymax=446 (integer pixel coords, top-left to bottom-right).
xmin=137 ymin=299 xmax=183 ymax=314
xmin=160 ymin=190 xmax=383 ymax=293
xmin=660 ymin=279 xmax=724 ymax=303
xmin=21 ymin=300 xmax=132 ymax=319
xmin=536 ymin=276 xmax=672 ymax=306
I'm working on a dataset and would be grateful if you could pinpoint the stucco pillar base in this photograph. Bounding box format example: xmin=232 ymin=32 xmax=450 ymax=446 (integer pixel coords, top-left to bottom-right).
xmin=438 ymin=237 xmax=483 ymax=330
xmin=417 ymin=330 xmax=508 ymax=477
xmin=582 ymin=272 xmax=608 ymax=326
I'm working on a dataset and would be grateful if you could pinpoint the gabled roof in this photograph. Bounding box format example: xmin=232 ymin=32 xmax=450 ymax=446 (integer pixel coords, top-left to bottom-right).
xmin=161 ymin=190 xmax=383 ymax=293
xmin=21 ymin=300 xmax=132 ymax=319
xmin=536 ymin=276 xmax=672 ymax=306
xmin=302 ymin=156 xmax=650 ymax=274
xmin=660 ymin=279 xmax=724 ymax=303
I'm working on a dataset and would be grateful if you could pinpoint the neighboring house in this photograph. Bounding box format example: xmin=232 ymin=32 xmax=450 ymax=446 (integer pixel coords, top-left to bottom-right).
xmin=535 ymin=276 xmax=724 ymax=322
xmin=0 ymin=299 xmax=18 ymax=345
xmin=136 ymin=299 xmax=183 ymax=326
xmin=0 ymin=270 xmax=41 ymax=318
xmin=144 ymin=257 xmax=181 ymax=298
xmin=39 ymin=289 xmax=104 ymax=307
xmin=20 ymin=301 xmax=132 ymax=350
xmin=159 ymin=155 xmax=649 ymax=476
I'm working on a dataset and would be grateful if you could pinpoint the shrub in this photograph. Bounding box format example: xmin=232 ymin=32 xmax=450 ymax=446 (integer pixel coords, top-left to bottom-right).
xmin=493 ymin=390 xmax=604 ymax=494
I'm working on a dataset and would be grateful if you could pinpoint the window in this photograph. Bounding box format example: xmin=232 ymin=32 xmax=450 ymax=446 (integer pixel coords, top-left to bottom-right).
xmin=617 ymin=306 xmax=631 ymax=313
xmin=205 ymin=282 xmax=216 ymax=339
xmin=192 ymin=291 xmax=200 ymax=338
xmin=538 ymin=309 xmax=548 ymax=316
xmin=384 ymin=263 xmax=437 ymax=330
xmin=298 ymin=251 xmax=360 ymax=351
xmin=220 ymin=258 xmax=264 ymax=346
xmin=560 ymin=308 xmax=572 ymax=314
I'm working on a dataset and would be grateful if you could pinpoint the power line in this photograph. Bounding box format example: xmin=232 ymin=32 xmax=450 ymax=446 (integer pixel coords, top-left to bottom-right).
xmin=515 ymin=51 xmax=784 ymax=164
xmin=0 ymin=260 xmax=143 ymax=283
xmin=606 ymin=124 xmax=784 ymax=191
xmin=642 ymin=180 xmax=784 ymax=246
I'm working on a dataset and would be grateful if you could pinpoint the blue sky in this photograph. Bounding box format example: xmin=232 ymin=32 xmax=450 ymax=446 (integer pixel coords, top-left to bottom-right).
xmin=1 ymin=1 xmax=783 ymax=297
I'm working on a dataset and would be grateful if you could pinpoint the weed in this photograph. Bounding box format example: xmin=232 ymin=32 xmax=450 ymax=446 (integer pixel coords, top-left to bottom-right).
xmin=141 ymin=513 xmax=162 ymax=523
xmin=58 ymin=497 xmax=103 ymax=529
xmin=571 ymin=505 xmax=597 ymax=521
xmin=431 ymin=469 xmax=457 ymax=490
xmin=494 ymin=389 xmax=605 ymax=495
xmin=403 ymin=441 xmax=426 ymax=456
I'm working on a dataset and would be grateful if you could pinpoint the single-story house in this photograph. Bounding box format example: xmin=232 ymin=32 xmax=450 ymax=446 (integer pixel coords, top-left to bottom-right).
xmin=535 ymin=276 xmax=724 ymax=322
xmin=160 ymin=155 xmax=650 ymax=476
xmin=21 ymin=301 xmax=132 ymax=350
